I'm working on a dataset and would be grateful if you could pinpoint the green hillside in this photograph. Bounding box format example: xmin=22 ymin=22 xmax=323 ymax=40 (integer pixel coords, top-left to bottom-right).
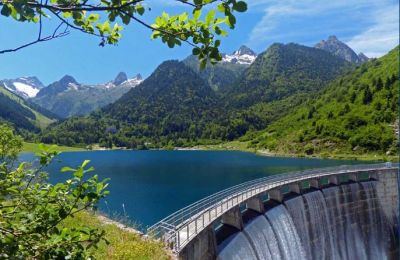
xmin=225 ymin=43 xmax=352 ymax=108
xmin=246 ymin=46 xmax=399 ymax=157
xmin=40 ymin=43 xmax=353 ymax=148
xmin=183 ymin=55 xmax=248 ymax=92
xmin=0 ymin=85 xmax=57 ymax=132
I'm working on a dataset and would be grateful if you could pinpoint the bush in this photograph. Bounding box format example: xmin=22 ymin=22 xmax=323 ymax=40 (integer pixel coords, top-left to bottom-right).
xmin=0 ymin=125 xmax=110 ymax=258
xmin=304 ymin=143 xmax=314 ymax=155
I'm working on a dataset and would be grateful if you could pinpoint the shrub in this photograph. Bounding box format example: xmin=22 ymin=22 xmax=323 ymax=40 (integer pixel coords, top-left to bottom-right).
xmin=304 ymin=143 xmax=314 ymax=155
xmin=0 ymin=125 xmax=109 ymax=258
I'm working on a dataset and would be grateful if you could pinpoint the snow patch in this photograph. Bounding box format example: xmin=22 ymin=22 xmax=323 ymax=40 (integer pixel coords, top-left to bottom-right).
xmin=222 ymin=53 xmax=256 ymax=65
xmin=13 ymin=82 xmax=39 ymax=97
xmin=3 ymin=83 xmax=13 ymax=92
xmin=68 ymin=83 xmax=79 ymax=91
xmin=123 ymin=78 xmax=143 ymax=87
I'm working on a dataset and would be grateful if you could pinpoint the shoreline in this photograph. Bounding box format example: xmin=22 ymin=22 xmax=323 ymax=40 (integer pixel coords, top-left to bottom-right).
xmin=95 ymin=213 xmax=177 ymax=259
xmin=22 ymin=142 xmax=398 ymax=162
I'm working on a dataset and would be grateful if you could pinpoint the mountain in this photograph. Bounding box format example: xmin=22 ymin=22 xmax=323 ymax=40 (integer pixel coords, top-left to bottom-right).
xmin=112 ymin=72 xmax=128 ymax=86
xmin=0 ymin=76 xmax=45 ymax=99
xmin=183 ymin=55 xmax=248 ymax=92
xmin=247 ymin=46 xmax=399 ymax=156
xmin=32 ymin=73 xmax=143 ymax=118
xmin=40 ymin=61 xmax=219 ymax=147
xmin=226 ymin=43 xmax=352 ymax=108
xmin=315 ymin=36 xmax=369 ymax=63
xmin=35 ymin=75 xmax=80 ymax=98
xmin=183 ymin=45 xmax=256 ymax=92
xmin=222 ymin=45 xmax=257 ymax=65
xmin=358 ymin=52 xmax=369 ymax=63
xmin=41 ymin=42 xmax=354 ymax=148
xmin=107 ymin=61 xmax=216 ymax=123
xmin=0 ymin=84 xmax=57 ymax=133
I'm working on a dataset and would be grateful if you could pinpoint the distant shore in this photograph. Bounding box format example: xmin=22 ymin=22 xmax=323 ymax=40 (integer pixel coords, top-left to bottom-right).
xmin=22 ymin=141 xmax=398 ymax=162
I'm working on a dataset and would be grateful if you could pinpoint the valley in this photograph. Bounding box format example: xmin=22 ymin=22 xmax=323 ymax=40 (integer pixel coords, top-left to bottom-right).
xmin=1 ymin=36 xmax=398 ymax=161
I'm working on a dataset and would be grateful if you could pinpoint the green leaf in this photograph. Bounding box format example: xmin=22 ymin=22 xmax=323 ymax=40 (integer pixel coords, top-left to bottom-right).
xmin=192 ymin=47 xmax=201 ymax=55
xmin=87 ymin=14 xmax=100 ymax=23
xmin=226 ymin=14 xmax=236 ymax=28
xmin=234 ymin=1 xmax=248 ymax=12
xmin=61 ymin=167 xmax=76 ymax=173
xmin=1 ymin=5 xmax=11 ymax=17
xmin=217 ymin=3 xmax=226 ymax=13
xmin=81 ymin=160 xmax=91 ymax=168
xmin=74 ymin=168 xmax=84 ymax=178
xmin=62 ymin=11 xmax=72 ymax=18
xmin=205 ymin=10 xmax=215 ymax=25
xmin=136 ymin=5 xmax=145 ymax=15
xmin=193 ymin=9 xmax=201 ymax=21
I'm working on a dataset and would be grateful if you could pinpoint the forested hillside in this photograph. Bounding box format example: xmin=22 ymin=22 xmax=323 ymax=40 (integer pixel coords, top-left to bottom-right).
xmin=246 ymin=46 xmax=399 ymax=157
xmin=183 ymin=55 xmax=248 ymax=92
xmin=41 ymin=61 xmax=221 ymax=147
xmin=0 ymin=85 xmax=57 ymax=134
xmin=226 ymin=43 xmax=352 ymax=108
xmin=40 ymin=43 xmax=353 ymax=148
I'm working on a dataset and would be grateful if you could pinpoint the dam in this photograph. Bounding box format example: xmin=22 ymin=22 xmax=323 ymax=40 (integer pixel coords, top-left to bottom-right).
xmin=148 ymin=163 xmax=399 ymax=259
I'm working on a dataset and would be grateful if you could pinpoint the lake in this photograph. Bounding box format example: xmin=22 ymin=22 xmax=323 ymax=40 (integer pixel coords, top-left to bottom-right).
xmin=20 ymin=150 xmax=363 ymax=231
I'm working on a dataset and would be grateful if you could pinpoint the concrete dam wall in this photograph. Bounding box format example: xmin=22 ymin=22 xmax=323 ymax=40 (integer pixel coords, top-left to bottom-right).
xmin=148 ymin=164 xmax=399 ymax=260
xmin=217 ymin=180 xmax=398 ymax=260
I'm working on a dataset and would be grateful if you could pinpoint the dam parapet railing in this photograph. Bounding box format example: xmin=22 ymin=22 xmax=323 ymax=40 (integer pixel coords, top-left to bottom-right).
xmin=147 ymin=162 xmax=399 ymax=254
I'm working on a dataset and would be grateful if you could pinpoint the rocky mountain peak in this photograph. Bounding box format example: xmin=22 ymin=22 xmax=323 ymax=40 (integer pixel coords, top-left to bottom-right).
xmin=222 ymin=45 xmax=257 ymax=65
xmin=327 ymin=35 xmax=338 ymax=41
xmin=135 ymin=73 xmax=142 ymax=80
xmin=315 ymin=36 xmax=367 ymax=64
xmin=0 ymin=76 xmax=45 ymax=99
xmin=59 ymin=75 xmax=78 ymax=85
xmin=233 ymin=45 xmax=257 ymax=56
xmin=113 ymin=72 xmax=128 ymax=85
xmin=358 ymin=52 xmax=369 ymax=63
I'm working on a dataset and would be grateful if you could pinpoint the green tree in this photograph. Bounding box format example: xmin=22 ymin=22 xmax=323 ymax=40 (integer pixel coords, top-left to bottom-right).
xmin=0 ymin=0 xmax=247 ymax=66
xmin=0 ymin=124 xmax=23 ymax=163
xmin=362 ymin=85 xmax=373 ymax=104
xmin=0 ymin=125 xmax=109 ymax=258
xmin=375 ymin=77 xmax=383 ymax=91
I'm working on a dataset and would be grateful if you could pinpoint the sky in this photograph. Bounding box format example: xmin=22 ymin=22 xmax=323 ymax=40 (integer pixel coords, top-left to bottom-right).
xmin=0 ymin=0 xmax=398 ymax=85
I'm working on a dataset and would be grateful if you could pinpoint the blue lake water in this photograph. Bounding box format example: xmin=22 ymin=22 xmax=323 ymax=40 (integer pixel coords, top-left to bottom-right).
xmin=19 ymin=150 xmax=364 ymax=231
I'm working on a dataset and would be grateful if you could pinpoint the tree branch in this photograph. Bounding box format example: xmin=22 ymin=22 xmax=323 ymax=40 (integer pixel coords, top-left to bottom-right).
xmin=0 ymin=0 xmax=226 ymax=54
xmin=0 ymin=25 xmax=69 ymax=54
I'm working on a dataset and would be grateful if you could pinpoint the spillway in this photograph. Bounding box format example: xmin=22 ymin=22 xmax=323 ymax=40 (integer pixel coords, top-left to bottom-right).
xmin=217 ymin=181 xmax=398 ymax=260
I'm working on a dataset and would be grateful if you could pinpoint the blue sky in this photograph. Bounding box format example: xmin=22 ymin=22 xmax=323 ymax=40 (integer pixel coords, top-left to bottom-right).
xmin=0 ymin=0 xmax=398 ymax=85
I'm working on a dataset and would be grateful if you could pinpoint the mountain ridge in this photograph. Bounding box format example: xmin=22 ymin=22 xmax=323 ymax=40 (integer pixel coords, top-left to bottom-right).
xmin=315 ymin=35 xmax=369 ymax=63
xmin=31 ymin=73 xmax=143 ymax=118
xmin=247 ymin=45 xmax=399 ymax=156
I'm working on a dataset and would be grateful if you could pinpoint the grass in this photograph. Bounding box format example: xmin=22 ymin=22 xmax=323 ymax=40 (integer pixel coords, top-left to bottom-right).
xmin=195 ymin=140 xmax=399 ymax=162
xmin=62 ymin=211 xmax=169 ymax=260
xmin=0 ymin=86 xmax=55 ymax=129
xmin=22 ymin=142 xmax=85 ymax=153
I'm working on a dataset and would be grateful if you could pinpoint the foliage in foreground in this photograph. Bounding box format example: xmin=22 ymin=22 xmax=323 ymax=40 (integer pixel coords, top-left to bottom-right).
xmin=0 ymin=124 xmax=109 ymax=259
xmin=0 ymin=0 xmax=247 ymax=66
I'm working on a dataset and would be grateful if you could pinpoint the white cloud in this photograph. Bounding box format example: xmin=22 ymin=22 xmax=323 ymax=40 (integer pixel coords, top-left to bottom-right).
xmin=346 ymin=5 xmax=399 ymax=57
xmin=246 ymin=0 xmax=399 ymax=56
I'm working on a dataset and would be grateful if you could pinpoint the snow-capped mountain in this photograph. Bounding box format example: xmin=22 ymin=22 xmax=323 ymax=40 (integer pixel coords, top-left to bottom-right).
xmin=32 ymin=72 xmax=143 ymax=118
xmin=105 ymin=73 xmax=143 ymax=89
xmin=121 ymin=73 xmax=143 ymax=87
xmin=222 ymin=45 xmax=257 ymax=65
xmin=0 ymin=76 xmax=45 ymax=99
